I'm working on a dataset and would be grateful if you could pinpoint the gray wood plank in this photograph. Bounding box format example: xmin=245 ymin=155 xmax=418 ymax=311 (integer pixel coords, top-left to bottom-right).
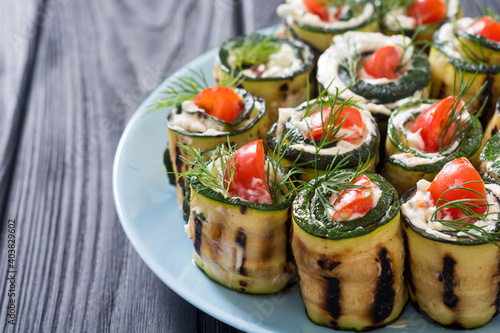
xmin=0 ymin=1 xmax=41 ymax=218
xmin=0 ymin=0 xmax=245 ymax=332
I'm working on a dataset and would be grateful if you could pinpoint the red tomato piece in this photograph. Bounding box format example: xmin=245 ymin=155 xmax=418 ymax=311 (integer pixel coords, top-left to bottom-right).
xmin=464 ymin=16 xmax=500 ymax=43
xmin=331 ymin=174 xmax=375 ymax=221
xmin=362 ymin=45 xmax=402 ymax=80
xmin=427 ymin=158 xmax=487 ymax=221
xmin=410 ymin=96 xmax=464 ymax=153
xmin=225 ymin=140 xmax=273 ymax=205
xmin=303 ymin=0 xmax=338 ymax=22
xmin=407 ymin=0 xmax=447 ymax=26
xmin=192 ymin=87 xmax=244 ymax=123
xmin=305 ymin=105 xmax=364 ymax=142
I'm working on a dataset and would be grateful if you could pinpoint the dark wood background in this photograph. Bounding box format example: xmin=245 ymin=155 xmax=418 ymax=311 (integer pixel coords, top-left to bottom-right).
xmin=0 ymin=0 xmax=498 ymax=332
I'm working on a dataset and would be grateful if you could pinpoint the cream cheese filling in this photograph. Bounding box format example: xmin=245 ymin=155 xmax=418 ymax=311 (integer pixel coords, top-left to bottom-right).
xmin=401 ymin=180 xmax=500 ymax=241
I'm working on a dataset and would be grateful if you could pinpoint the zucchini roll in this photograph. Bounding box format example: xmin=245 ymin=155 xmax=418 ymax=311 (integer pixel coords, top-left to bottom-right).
xmin=166 ymin=87 xmax=269 ymax=203
xmin=184 ymin=140 xmax=296 ymax=294
xmin=213 ymin=34 xmax=314 ymax=123
xmin=381 ymin=0 xmax=462 ymax=44
xmin=429 ymin=16 xmax=500 ymax=126
xmin=291 ymin=170 xmax=406 ymax=330
xmin=479 ymin=132 xmax=500 ymax=184
xmin=267 ymin=97 xmax=379 ymax=181
xmin=276 ymin=0 xmax=379 ymax=53
xmin=383 ymin=97 xmax=483 ymax=196
xmin=400 ymin=158 xmax=500 ymax=329
xmin=316 ymin=32 xmax=430 ymax=135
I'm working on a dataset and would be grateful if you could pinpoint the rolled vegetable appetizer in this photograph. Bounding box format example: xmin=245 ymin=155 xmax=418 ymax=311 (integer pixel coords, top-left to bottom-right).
xmin=267 ymin=96 xmax=379 ymax=181
xmin=214 ymin=34 xmax=314 ymax=123
xmin=383 ymin=96 xmax=483 ymax=196
xmin=381 ymin=0 xmax=462 ymax=44
xmin=479 ymin=131 xmax=500 ymax=185
xmin=151 ymin=75 xmax=270 ymax=204
xmin=276 ymin=0 xmax=379 ymax=53
xmin=316 ymin=31 xmax=430 ymax=135
xmin=291 ymin=168 xmax=406 ymax=330
xmin=184 ymin=140 xmax=296 ymax=294
xmin=429 ymin=16 xmax=500 ymax=126
xmin=400 ymin=158 xmax=500 ymax=329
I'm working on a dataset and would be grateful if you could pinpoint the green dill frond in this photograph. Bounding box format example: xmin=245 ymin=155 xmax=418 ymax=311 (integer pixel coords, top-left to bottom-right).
xmin=176 ymin=141 xmax=237 ymax=200
xmin=430 ymin=181 xmax=500 ymax=250
xmin=304 ymin=155 xmax=371 ymax=217
xmin=437 ymin=71 xmax=486 ymax=153
xmin=477 ymin=6 xmax=500 ymax=22
xmin=232 ymin=34 xmax=281 ymax=71
xmin=144 ymin=69 xmax=209 ymax=116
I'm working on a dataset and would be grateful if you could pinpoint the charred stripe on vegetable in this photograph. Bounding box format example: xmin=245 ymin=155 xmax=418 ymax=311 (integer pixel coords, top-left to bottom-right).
xmin=194 ymin=216 xmax=203 ymax=255
xmin=236 ymin=228 xmax=247 ymax=276
xmin=324 ymin=276 xmax=341 ymax=323
xmin=371 ymin=248 xmax=395 ymax=324
xmin=440 ymin=255 xmax=458 ymax=309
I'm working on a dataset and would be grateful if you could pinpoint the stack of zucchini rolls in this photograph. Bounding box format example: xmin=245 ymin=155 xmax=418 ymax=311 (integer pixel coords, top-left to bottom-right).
xmin=148 ymin=0 xmax=500 ymax=331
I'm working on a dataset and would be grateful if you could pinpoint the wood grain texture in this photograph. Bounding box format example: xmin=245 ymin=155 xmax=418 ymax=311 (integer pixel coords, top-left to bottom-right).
xmin=0 ymin=1 xmax=498 ymax=333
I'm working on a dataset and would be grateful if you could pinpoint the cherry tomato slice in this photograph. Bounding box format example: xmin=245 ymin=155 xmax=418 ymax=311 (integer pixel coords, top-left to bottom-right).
xmin=410 ymin=96 xmax=464 ymax=153
xmin=225 ymin=140 xmax=273 ymax=205
xmin=407 ymin=0 xmax=447 ymax=26
xmin=331 ymin=174 xmax=375 ymax=221
xmin=464 ymin=16 xmax=500 ymax=43
xmin=303 ymin=0 xmax=338 ymax=22
xmin=305 ymin=105 xmax=364 ymax=142
xmin=427 ymin=158 xmax=487 ymax=221
xmin=362 ymin=45 xmax=402 ymax=80
xmin=192 ymin=87 xmax=244 ymax=123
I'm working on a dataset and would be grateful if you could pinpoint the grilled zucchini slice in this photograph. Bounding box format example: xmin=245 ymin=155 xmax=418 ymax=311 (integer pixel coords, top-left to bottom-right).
xmin=291 ymin=170 xmax=406 ymax=330
xmin=381 ymin=0 xmax=462 ymax=45
xmin=401 ymin=185 xmax=500 ymax=329
xmin=383 ymin=99 xmax=483 ymax=196
xmin=277 ymin=0 xmax=379 ymax=54
xmin=166 ymin=90 xmax=269 ymax=203
xmin=214 ymin=34 xmax=314 ymax=123
xmin=429 ymin=18 xmax=500 ymax=126
xmin=184 ymin=164 xmax=296 ymax=294
xmin=267 ymin=98 xmax=379 ymax=182
xmin=316 ymin=31 xmax=430 ymax=139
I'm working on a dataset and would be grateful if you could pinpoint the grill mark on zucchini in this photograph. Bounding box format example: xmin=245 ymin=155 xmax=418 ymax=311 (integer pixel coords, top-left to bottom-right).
xmin=440 ymin=255 xmax=458 ymax=309
xmin=323 ymin=276 xmax=341 ymax=322
xmin=371 ymin=247 xmax=395 ymax=324
xmin=240 ymin=205 xmax=247 ymax=214
xmin=236 ymin=228 xmax=247 ymax=276
xmin=194 ymin=216 xmax=203 ymax=255
xmin=175 ymin=146 xmax=185 ymax=189
xmin=317 ymin=256 xmax=340 ymax=271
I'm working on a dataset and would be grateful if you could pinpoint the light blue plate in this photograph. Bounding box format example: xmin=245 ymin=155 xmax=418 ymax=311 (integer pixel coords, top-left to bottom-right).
xmin=112 ymin=47 xmax=500 ymax=333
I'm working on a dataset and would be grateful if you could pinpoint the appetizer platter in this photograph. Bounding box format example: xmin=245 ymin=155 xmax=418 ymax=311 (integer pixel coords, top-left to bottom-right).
xmin=114 ymin=1 xmax=500 ymax=332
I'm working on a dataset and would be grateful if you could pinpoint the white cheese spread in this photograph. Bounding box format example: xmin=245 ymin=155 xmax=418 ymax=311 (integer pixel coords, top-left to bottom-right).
xmin=401 ymin=179 xmax=500 ymax=241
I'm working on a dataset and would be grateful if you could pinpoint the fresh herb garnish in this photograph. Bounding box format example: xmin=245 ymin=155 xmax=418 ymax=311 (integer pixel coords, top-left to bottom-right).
xmin=232 ymin=34 xmax=281 ymax=71
xmin=430 ymin=182 xmax=500 ymax=250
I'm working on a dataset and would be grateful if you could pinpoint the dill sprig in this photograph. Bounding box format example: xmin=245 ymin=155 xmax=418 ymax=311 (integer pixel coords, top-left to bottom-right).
xmin=144 ymin=68 xmax=243 ymax=116
xmin=232 ymin=34 xmax=281 ymax=71
xmin=477 ymin=6 xmax=500 ymax=23
xmin=430 ymin=181 xmax=500 ymax=250
xmin=437 ymin=71 xmax=486 ymax=153
xmin=378 ymin=0 xmax=414 ymax=17
xmin=144 ymin=69 xmax=209 ymax=116
xmin=177 ymin=141 xmax=237 ymax=200
xmin=177 ymin=136 xmax=299 ymax=205
xmin=301 ymin=155 xmax=371 ymax=218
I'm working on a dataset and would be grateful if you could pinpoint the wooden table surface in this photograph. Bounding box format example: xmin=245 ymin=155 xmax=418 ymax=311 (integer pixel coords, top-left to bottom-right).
xmin=0 ymin=1 xmax=498 ymax=332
